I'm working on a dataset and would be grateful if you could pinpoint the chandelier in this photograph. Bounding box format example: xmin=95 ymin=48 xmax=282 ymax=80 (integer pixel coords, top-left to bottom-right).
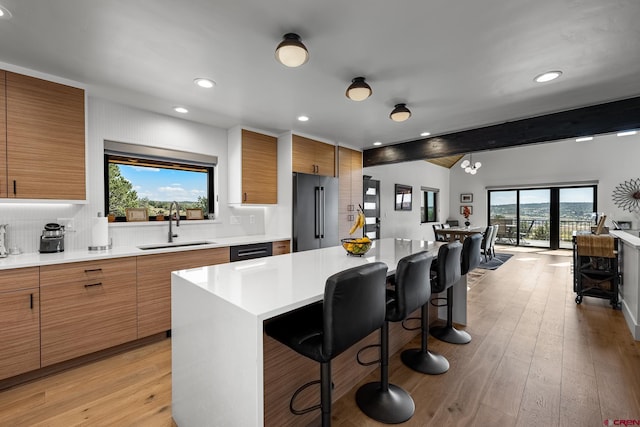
xmin=460 ymin=154 xmax=482 ymax=175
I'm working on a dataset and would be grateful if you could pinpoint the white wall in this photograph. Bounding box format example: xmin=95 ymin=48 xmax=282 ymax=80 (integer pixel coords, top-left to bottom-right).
xmin=449 ymin=132 xmax=640 ymax=228
xmin=363 ymin=160 xmax=450 ymax=241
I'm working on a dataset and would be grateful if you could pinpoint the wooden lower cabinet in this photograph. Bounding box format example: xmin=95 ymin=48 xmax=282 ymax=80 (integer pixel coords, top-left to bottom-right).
xmin=0 ymin=267 xmax=40 ymax=380
xmin=272 ymin=239 xmax=290 ymax=255
xmin=40 ymin=258 xmax=137 ymax=367
xmin=137 ymin=247 xmax=230 ymax=338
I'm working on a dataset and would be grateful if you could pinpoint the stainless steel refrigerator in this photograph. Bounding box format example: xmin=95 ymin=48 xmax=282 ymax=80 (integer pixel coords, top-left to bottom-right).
xmin=292 ymin=172 xmax=339 ymax=252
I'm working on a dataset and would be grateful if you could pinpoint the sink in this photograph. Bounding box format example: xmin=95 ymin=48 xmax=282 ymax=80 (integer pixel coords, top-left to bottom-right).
xmin=137 ymin=241 xmax=215 ymax=250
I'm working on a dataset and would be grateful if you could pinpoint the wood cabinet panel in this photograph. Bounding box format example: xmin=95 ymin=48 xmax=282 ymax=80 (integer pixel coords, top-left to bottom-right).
xmin=0 ymin=70 xmax=6 ymax=198
xmin=241 ymin=129 xmax=277 ymax=204
xmin=6 ymin=71 xmax=85 ymax=200
xmin=271 ymin=239 xmax=290 ymax=255
xmin=338 ymin=147 xmax=363 ymax=237
xmin=0 ymin=267 xmax=40 ymax=380
xmin=137 ymin=247 xmax=230 ymax=338
xmin=292 ymin=135 xmax=335 ymax=177
xmin=40 ymin=258 xmax=137 ymax=366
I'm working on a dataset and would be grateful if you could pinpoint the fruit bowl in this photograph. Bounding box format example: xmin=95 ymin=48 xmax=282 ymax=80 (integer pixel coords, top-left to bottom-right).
xmin=341 ymin=238 xmax=372 ymax=256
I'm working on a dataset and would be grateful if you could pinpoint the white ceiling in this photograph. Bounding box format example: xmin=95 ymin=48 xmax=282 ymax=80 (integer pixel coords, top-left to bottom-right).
xmin=1 ymin=0 xmax=639 ymax=150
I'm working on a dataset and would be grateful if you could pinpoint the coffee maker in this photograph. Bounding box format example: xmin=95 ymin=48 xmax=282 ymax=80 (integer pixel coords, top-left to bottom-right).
xmin=39 ymin=223 xmax=65 ymax=253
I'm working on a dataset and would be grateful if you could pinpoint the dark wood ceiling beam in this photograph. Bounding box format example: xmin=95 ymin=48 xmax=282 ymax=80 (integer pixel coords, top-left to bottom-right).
xmin=363 ymin=96 xmax=640 ymax=167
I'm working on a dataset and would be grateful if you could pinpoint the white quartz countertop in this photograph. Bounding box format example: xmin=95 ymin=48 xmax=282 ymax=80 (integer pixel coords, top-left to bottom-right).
xmin=173 ymin=238 xmax=442 ymax=321
xmin=611 ymin=229 xmax=640 ymax=248
xmin=0 ymin=234 xmax=290 ymax=270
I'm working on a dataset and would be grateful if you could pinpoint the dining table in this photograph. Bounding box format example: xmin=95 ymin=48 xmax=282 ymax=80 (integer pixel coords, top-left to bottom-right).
xmin=434 ymin=226 xmax=485 ymax=242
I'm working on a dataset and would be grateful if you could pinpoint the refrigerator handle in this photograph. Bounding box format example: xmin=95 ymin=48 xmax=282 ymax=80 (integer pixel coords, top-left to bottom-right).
xmin=315 ymin=187 xmax=321 ymax=238
xmin=320 ymin=186 xmax=325 ymax=238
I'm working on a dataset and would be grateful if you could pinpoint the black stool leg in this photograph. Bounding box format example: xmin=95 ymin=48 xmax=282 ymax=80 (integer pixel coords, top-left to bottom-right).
xmin=320 ymin=361 xmax=331 ymax=427
xmin=356 ymin=322 xmax=415 ymax=423
xmin=430 ymin=287 xmax=472 ymax=344
xmin=401 ymin=303 xmax=449 ymax=374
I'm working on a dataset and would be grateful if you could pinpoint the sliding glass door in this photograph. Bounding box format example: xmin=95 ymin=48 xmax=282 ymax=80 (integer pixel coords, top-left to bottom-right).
xmin=488 ymin=185 xmax=596 ymax=249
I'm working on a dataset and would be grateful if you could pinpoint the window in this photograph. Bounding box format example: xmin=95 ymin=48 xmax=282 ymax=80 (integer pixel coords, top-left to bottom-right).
xmin=421 ymin=187 xmax=439 ymax=223
xmin=104 ymin=141 xmax=217 ymax=221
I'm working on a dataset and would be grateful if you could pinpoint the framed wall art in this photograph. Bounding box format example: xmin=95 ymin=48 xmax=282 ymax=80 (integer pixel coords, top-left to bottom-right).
xmin=460 ymin=193 xmax=473 ymax=203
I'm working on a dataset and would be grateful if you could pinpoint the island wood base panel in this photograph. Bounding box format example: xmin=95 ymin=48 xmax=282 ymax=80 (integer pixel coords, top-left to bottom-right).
xmin=263 ymin=306 xmax=434 ymax=426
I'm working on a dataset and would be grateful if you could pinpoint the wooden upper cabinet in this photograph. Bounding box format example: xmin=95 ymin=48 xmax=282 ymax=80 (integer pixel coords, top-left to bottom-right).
xmin=0 ymin=267 xmax=40 ymax=380
xmin=338 ymin=147 xmax=363 ymax=237
xmin=292 ymin=135 xmax=336 ymax=177
xmin=0 ymin=71 xmax=6 ymax=198
xmin=5 ymin=71 xmax=85 ymax=200
xmin=241 ymin=130 xmax=277 ymax=204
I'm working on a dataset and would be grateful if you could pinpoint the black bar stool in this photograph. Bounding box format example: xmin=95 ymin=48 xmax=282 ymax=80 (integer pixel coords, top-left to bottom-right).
xmin=356 ymin=251 xmax=435 ymax=422
xmin=399 ymin=246 xmax=456 ymax=375
xmin=430 ymin=233 xmax=481 ymax=344
xmin=264 ymin=262 xmax=388 ymax=427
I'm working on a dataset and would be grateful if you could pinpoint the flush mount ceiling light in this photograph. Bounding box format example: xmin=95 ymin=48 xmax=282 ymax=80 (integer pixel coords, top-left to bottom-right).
xmin=194 ymin=78 xmax=216 ymax=89
xmin=345 ymin=77 xmax=372 ymax=101
xmin=173 ymin=106 xmax=189 ymax=114
xmin=275 ymin=33 xmax=309 ymax=68
xmin=534 ymin=70 xmax=562 ymax=83
xmin=0 ymin=5 xmax=12 ymax=19
xmin=460 ymin=154 xmax=482 ymax=175
xmin=389 ymin=103 xmax=411 ymax=122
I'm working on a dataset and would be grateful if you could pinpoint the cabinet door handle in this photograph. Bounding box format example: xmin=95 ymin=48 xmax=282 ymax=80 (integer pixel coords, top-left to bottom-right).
xmin=243 ymin=192 xmax=247 ymax=202
xmin=30 ymin=293 xmax=33 ymax=309
xmin=13 ymin=180 xmax=16 ymax=195
xmin=84 ymin=268 xmax=103 ymax=273
xmin=84 ymin=282 xmax=103 ymax=288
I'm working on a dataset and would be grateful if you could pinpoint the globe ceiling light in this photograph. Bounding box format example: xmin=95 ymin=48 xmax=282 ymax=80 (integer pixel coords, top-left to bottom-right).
xmin=389 ymin=103 xmax=411 ymax=122
xmin=345 ymin=77 xmax=372 ymax=101
xmin=460 ymin=154 xmax=482 ymax=174
xmin=275 ymin=33 xmax=309 ymax=68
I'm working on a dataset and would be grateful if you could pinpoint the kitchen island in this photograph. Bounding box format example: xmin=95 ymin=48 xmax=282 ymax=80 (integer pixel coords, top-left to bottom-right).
xmin=171 ymin=238 xmax=448 ymax=426
xmin=610 ymin=230 xmax=640 ymax=340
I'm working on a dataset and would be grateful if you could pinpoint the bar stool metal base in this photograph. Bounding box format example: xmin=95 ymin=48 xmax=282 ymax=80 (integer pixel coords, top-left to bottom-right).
xmin=430 ymin=325 xmax=472 ymax=344
xmin=400 ymin=348 xmax=449 ymax=375
xmin=356 ymin=382 xmax=415 ymax=424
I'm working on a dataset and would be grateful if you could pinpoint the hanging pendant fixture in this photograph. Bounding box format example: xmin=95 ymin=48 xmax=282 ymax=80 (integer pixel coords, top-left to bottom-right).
xmin=460 ymin=154 xmax=482 ymax=175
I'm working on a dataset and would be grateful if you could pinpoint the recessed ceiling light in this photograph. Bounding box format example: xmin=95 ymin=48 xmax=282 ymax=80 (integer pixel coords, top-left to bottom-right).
xmin=194 ymin=78 xmax=216 ymax=89
xmin=575 ymin=136 xmax=593 ymax=142
xmin=297 ymin=115 xmax=309 ymax=122
xmin=373 ymin=141 xmax=382 ymax=146
xmin=617 ymin=130 xmax=637 ymax=137
xmin=534 ymin=71 xmax=562 ymax=83
xmin=420 ymin=132 xmax=431 ymax=137
xmin=0 ymin=5 xmax=12 ymax=19
xmin=173 ymin=106 xmax=189 ymax=114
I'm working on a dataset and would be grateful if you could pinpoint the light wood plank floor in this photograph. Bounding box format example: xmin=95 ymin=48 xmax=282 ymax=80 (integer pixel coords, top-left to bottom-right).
xmin=1 ymin=249 xmax=639 ymax=426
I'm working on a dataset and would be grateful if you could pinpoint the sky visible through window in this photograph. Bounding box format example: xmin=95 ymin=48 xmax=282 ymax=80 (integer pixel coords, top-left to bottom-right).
xmin=491 ymin=187 xmax=593 ymax=205
xmin=118 ymin=164 xmax=207 ymax=202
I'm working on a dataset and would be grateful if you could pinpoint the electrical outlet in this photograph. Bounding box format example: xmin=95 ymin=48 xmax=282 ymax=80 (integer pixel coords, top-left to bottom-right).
xmin=230 ymin=216 xmax=240 ymax=225
xmin=250 ymin=215 xmax=255 ymax=224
